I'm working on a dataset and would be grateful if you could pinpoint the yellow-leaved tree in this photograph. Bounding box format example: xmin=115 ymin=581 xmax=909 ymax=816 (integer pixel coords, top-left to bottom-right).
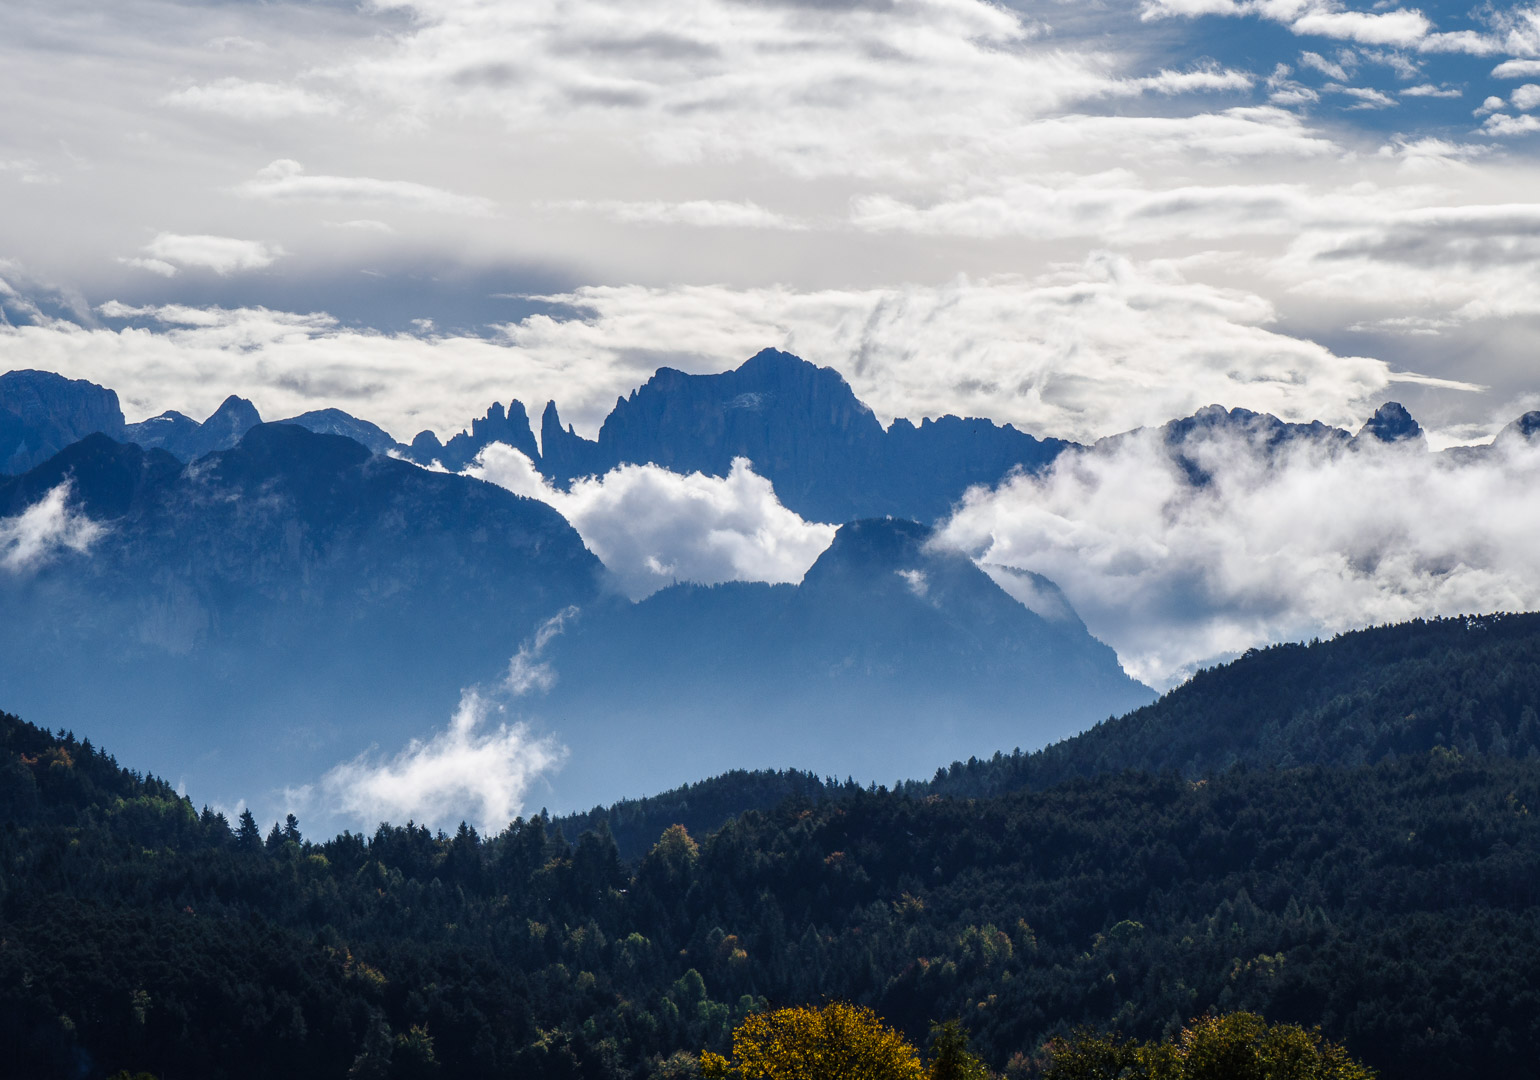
xmin=701 ymin=1002 xmax=926 ymax=1080
xmin=1042 ymin=1012 xmax=1375 ymax=1080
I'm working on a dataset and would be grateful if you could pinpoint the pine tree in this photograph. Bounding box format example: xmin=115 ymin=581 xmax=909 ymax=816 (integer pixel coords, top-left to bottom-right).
xmin=235 ymin=808 xmax=263 ymax=852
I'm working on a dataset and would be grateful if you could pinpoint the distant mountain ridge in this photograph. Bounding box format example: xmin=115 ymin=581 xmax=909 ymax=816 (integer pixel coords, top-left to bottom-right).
xmin=473 ymin=348 xmax=1073 ymax=523
xmin=9 ymin=352 xmax=1529 ymax=527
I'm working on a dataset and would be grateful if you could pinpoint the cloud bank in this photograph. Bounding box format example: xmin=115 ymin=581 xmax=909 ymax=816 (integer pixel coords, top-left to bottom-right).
xmin=940 ymin=422 xmax=1540 ymax=689
xmin=470 ymin=444 xmax=835 ymax=600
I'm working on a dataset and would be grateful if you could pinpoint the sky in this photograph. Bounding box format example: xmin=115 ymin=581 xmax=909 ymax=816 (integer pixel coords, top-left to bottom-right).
xmin=4 ymin=0 xmax=1540 ymax=447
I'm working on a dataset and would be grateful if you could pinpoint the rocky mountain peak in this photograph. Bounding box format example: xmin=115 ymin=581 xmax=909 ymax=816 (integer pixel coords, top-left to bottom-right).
xmin=1357 ymin=401 xmax=1423 ymax=444
xmin=0 ymin=369 xmax=126 ymax=473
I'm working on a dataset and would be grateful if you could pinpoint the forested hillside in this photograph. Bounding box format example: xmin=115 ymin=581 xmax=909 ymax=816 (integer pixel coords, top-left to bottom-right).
xmin=5 ymin=706 xmax=1540 ymax=1080
xmin=912 ymin=612 xmax=1540 ymax=800
xmin=559 ymin=612 xmax=1540 ymax=854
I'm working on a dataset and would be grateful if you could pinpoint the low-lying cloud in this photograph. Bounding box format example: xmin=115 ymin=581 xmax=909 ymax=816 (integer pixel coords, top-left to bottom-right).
xmin=0 ymin=482 xmax=105 ymax=573
xmin=469 ymin=444 xmax=836 ymax=600
xmin=130 ymin=233 xmax=284 ymax=276
xmin=940 ymin=421 xmax=1540 ymax=690
xmin=316 ymin=690 xmax=564 ymax=832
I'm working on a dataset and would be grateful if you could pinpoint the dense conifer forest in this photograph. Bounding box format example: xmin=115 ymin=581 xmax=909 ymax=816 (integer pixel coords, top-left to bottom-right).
xmin=7 ymin=614 xmax=1540 ymax=1080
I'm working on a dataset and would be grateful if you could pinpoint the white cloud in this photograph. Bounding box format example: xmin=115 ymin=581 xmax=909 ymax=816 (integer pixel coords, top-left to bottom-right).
xmin=550 ymin=198 xmax=805 ymax=230
xmin=1143 ymin=0 xmax=1432 ymax=48
xmin=1493 ymin=59 xmax=1540 ymax=78
xmin=1272 ymin=203 xmax=1540 ymax=321
xmin=1338 ymin=85 xmax=1398 ymax=109
xmin=140 ymin=233 xmax=283 ymax=275
xmin=1292 ymin=9 xmax=1430 ymax=48
xmin=1103 ymin=66 xmax=1255 ymax=97
xmin=326 ymin=0 xmax=1273 ymax=189
xmin=117 ymin=257 xmax=179 ymax=277
xmin=163 ymin=78 xmax=342 ymax=120
xmin=1490 ymin=5 xmax=1540 ymax=58
xmin=504 ymin=605 xmax=578 ymax=695
xmin=940 ymin=422 xmax=1540 ymax=689
xmin=1265 ymin=63 xmax=1319 ymax=104
xmin=317 ymin=690 xmax=565 ymax=832
xmin=0 ymin=482 xmax=105 ymax=573
xmin=469 ymin=445 xmax=836 ymax=600
xmin=237 ymin=159 xmax=495 ymax=216
xmin=1482 ymin=113 xmax=1540 ymax=136
xmin=895 ymin=567 xmax=929 ymax=598
xmin=1299 ymin=50 xmax=1350 ymax=81
xmin=1512 ymin=84 xmax=1540 ymax=111
xmin=1399 ymin=84 xmax=1461 ymax=99
xmin=503 ymin=257 xmax=1447 ymax=442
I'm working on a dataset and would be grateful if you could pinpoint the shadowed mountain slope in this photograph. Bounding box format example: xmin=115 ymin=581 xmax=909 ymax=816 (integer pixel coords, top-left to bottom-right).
xmin=0 ymin=425 xmax=603 ymax=813
xmin=524 ymin=518 xmax=1153 ymax=810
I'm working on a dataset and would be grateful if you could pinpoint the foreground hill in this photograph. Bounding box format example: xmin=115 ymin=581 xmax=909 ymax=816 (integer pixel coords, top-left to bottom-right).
xmin=2 ymin=706 xmax=1538 ymax=1080
xmin=0 ymin=426 xmax=602 ymax=815
xmin=531 ymin=518 xmax=1153 ymax=809
xmin=556 ymin=611 xmax=1540 ymax=853
xmin=919 ymin=610 xmax=1540 ymax=799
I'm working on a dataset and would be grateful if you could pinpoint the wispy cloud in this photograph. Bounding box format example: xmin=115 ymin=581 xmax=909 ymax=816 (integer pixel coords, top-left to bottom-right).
xmin=163 ymin=78 xmax=343 ymax=120
xmin=316 ymin=690 xmax=565 ymax=832
xmin=237 ymin=160 xmax=495 ymax=216
xmin=549 ymin=199 xmax=805 ymax=230
xmin=504 ymin=606 xmax=578 ymax=695
xmin=0 ymin=482 xmax=105 ymax=573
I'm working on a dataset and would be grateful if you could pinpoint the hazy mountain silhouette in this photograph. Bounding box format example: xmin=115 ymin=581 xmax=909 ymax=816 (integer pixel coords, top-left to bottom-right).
xmin=0 ymin=425 xmax=603 ymax=812
xmin=0 ymin=369 xmax=126 ymax=473
xmin=522 ymin=518 xmax=1153 ymax=809
xmin=124 ymin=393 xmax=405 ymax=462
